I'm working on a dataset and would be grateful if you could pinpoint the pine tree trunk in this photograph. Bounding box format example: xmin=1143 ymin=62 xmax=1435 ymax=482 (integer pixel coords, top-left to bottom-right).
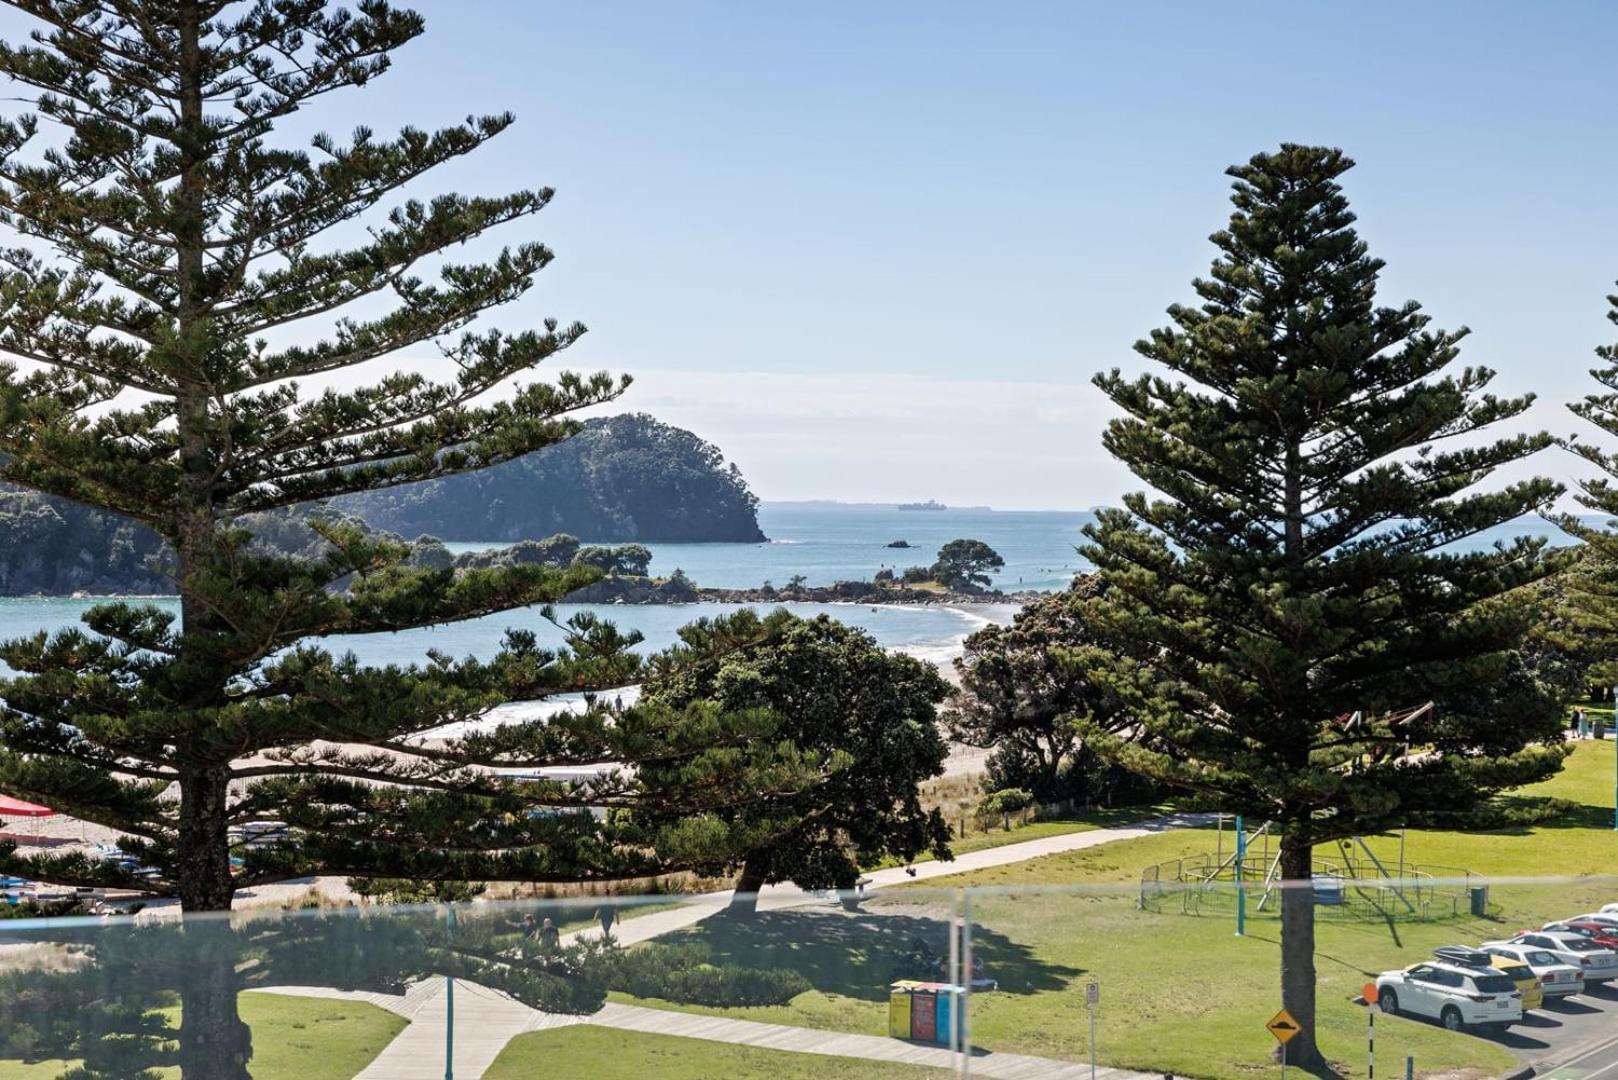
xmin=176 ymin=921 xmax=252 ymax=1080
xmin=1278 ymin=830 xmax=1326 ymax=1070
xmin=177 ymin=766 xmax=234 ymax=913
xmin=729 ymin=857 xmax=767 ymax=915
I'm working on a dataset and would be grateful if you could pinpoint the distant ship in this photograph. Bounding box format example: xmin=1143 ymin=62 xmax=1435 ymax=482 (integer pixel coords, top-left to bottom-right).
xmin=897 ymin=499 xmax=946 ymax=511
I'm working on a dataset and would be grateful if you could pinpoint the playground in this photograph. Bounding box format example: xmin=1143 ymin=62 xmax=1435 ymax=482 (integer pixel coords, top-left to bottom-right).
xmin=1140 ymin=818 xmax=1490 ymax=922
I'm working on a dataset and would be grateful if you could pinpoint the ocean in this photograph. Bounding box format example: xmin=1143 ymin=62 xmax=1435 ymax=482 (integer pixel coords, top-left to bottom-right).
xmin=0 ymin=502 xmax=1579 ymax=673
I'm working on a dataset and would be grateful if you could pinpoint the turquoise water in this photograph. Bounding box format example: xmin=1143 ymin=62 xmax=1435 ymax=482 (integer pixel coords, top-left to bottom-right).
xmin=0 ymin=596 xmax=999 ymax=671
xmin=450 ymin=503 xmax=1098 ymax=592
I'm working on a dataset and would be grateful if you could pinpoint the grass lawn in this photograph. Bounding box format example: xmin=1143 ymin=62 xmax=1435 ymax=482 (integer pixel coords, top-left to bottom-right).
xmin=485 ymin=1025 xmax=951 ymax=1079
xmin=0 ymin=992 xmax=406 ymax=1080
xmin=871 ymin=802 xmax=1178 ymax=870
xmin=609 ymin=744 xmax=1618 ymax=1079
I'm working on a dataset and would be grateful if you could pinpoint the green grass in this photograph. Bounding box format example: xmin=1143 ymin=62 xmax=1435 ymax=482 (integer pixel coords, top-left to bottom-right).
xmin=0 ymin=992 xmax=406 ymax=1080
xmin=870 ymin=802 xmax=1177 ymax=869
xmin=486 ymin=1025 xmax=951 ymax=1079
xmin=608 ymin=745 xmax=1618 ymax=1079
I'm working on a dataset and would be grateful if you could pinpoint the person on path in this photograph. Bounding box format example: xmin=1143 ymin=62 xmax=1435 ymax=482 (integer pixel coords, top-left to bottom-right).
xmin=537 ymin=916 xmax=560 ymax=951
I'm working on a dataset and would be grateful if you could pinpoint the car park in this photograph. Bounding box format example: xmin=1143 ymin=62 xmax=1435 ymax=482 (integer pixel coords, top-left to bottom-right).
xmin=1375 ymin=961 xmax=1523 ymax=1031
xmin=1482 ymin=942 xmax=1585 ymax=999
xmin=1510 ymin=931 xmax=1618 ymax=983
xmin=1434 ymin=946 xmax=1544 ymax=1010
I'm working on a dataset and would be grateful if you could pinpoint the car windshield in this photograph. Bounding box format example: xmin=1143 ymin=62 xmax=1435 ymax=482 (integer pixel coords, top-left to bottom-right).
xmin=1525 ymin=951 xmax=1560 ymax=966
xmin=1496 ymin=964 xmax=1532 ymax=980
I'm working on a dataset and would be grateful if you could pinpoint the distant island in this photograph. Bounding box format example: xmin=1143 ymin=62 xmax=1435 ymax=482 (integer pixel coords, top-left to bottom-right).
xmin=897 ymin=499 xmax=947 ymax=511
xmin=0 ymin=414 xmax=766 ymax=596
xmin=338 ymin=414 xmax=766 ymax=544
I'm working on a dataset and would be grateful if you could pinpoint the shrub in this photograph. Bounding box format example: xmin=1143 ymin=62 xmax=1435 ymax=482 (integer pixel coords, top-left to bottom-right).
xmin=607 ymin=942 xmax=809 ymax=1007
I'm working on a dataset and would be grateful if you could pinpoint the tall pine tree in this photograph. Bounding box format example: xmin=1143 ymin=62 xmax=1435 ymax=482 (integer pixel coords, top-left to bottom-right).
xmin=1080 ymin=145 xmax=1566 ymax=1068
xmin=1560 ymin=287 xmax=1618 ymax=687
xmin=0 ymin=3 xmax=820 ymax=914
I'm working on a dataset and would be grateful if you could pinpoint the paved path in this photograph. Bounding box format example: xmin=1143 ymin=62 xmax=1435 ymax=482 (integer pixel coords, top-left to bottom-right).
xmin=567 ymin=811 xmax=1211 ymax=949
xmin=259 ymin=813 xmax=1209 ymax=1078
xmin=259 ymin=981 xmax=1153 ymax=1079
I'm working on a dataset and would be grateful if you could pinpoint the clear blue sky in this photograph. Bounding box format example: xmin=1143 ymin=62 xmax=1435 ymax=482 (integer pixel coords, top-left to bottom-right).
xmin=14 ymin=1 xmax=1618 ymax=508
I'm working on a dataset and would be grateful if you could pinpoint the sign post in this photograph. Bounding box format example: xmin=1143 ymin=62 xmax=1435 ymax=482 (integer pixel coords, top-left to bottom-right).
xmin=1267 ymin=1008 xmax=1300 ymax=1080
xmin=1086 ymin=981 xmax=1100 ymax=1079
xmin=1363 ymin=983 xmax=1379 ymax=1079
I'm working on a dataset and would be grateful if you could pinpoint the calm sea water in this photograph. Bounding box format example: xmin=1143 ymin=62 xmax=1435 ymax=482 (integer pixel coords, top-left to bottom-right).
xmin=449 ymin=502 xmax=1099 ymax=593
xmin=0 ymin=504 xmax=1578 ymax=675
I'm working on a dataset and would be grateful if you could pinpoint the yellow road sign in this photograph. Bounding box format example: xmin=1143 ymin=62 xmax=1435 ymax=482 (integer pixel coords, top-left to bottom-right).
xmin=1267 ymin=1009 xmax=1301 ymax=1044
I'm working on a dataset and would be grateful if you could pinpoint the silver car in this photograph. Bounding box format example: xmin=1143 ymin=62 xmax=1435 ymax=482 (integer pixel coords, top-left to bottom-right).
xmin=1511 ymin=931 xmax=1618 ymax=983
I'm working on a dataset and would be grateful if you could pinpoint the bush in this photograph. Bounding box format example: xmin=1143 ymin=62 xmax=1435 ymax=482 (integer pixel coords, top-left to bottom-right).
xmin=986 ymin=741 xmax=1169 ymax=808
xmin=977 ymin=787 xmax=1034 ymax=816
xmin=607 ymin=942 xmax=810 ymax=1007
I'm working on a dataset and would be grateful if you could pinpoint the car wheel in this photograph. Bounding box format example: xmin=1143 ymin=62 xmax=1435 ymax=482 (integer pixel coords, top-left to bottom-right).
xmin=1378 ymin=990 xmax=1399 ymax=1016
xmin=1441 ymin=1006 xmax=1463 ymax=1032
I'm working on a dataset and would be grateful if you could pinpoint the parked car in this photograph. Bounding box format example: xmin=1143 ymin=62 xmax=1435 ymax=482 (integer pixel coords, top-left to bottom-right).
xmin=1600 ymin=903 xmax=1618 ymax=915
xmin=1375 ymin=961 xmax=1523 ymax=1031
xmin=1509 ymin=931 xmax=1618 ymax=983
xmin=1544 ymin=921 xmax=1618 ymax=949
xmin=1433 ymin=946 xmax=1544 ymax=1011
xmin=1573 ymin=913 xmax=1618 ymax=931
xmin=1482 ymin=942 xmax=1584 ymax=998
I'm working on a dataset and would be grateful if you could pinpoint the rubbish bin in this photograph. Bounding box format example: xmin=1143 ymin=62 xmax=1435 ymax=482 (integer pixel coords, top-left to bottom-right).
xmin=933 ymin=984 xmax=965 ymax=1048
xmin=1469 ymin=885 xmax=1489 ymax=917
xmin=910 ymin=986 xmax=938 ymax=1043
xmin=888 ymin=981 xmax=920 ymax=1039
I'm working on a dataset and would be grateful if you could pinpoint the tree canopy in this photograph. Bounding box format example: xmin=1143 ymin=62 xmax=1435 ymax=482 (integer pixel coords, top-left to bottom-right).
xmin=640 ymin=609 xmax=952 ymax=913
xmin=1078 ymin=144 xmax=1567 ymax=1067
xmin=930 ymin=538 xmax=1004 ymax=591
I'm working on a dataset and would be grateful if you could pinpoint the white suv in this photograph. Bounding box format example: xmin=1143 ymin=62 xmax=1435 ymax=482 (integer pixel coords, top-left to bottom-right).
xmin=1375 ymin=961 xmax=1523 ymax=1031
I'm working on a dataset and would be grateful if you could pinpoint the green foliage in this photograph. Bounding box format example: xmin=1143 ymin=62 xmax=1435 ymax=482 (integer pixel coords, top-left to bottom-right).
xmin=930 ymin=538 xmax=1004 ymax=591
xmin=945 ymin=577 xmax=1160 ymax=804
xmin=338 ymin=413 xmax=765 ymax=542
xmin=641 ymin=610 xmax=952 ymax=898
xmin=1079 ymin=144 xmax=1567 ymax=1064
xmin=348 ymin=878 xmax=485 ymax=904
xmin=976 ymin=788 xmax=1034 ymax=816
xmin=573 ymin=543 xmax=652 ymax=576
xmin=605 ymin=941 xmax=810 ymax=1007
xmin=0 ymin=1 xmax=819 ymax=939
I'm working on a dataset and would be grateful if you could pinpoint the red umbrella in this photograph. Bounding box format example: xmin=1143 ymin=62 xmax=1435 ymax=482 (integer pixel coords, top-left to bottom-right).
xmin=0 ymin=795 xmax=53 ymax=818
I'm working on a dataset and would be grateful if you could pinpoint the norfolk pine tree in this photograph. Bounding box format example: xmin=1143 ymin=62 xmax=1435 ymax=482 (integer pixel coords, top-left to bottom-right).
xmin=0 ymin=4 xmax=822 ymax=921
xmin=1079 ymin=145 xmax=1567 ymax=1069
xmin=1559 ymin=288 xmax=1618 ymax=685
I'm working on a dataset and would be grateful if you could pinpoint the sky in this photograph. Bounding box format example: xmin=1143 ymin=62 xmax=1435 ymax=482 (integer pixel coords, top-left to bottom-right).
xmin=10 ymin=1 xmax=1618 ymax=509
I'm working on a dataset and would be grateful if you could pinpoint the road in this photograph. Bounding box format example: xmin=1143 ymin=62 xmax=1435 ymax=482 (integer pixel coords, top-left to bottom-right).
xmin=1479 ymin=979 xmax=1618 ymax=1078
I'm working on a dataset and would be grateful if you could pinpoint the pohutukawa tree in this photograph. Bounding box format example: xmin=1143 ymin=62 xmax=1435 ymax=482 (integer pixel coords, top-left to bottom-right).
xmin=1078 ymin=144 xmax=1567 ymax=1069
xmin=0 ymin=0 xmax=820 ymax=930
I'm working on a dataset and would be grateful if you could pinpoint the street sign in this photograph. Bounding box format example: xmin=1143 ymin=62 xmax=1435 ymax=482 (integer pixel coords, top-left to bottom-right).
xmin=1362 ymin=982 xmax=1378 ymax=1005
xmin=1267 ymin=1009 xmax=1301 ymax=1045
xmin=1086 ymin=982 xmax=1100 ymax=1005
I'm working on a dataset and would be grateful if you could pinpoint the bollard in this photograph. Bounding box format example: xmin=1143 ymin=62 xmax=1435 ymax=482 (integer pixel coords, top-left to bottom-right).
xmin=1404 ymin=1056 xmax=1413 ymax=1080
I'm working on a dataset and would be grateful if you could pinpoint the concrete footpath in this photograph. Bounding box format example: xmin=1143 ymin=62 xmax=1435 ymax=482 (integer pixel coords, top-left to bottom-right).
xmin=260 ymin=813 xmax=1207 ymax=1078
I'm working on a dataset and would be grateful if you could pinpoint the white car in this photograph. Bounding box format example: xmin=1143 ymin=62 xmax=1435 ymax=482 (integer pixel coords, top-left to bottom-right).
xmin=1572 ymin=913 xmax=1618 ymax=931
xmin=1601 ymin=903 xmax=1618 ymax=916
xmin=1511 ymin=931 xmax=1618 ymax=983
xmin=1482 ymin=941 xmax=1586 ymax=998
xmin=1375 ymin=961 xmax=1523 ymax=1031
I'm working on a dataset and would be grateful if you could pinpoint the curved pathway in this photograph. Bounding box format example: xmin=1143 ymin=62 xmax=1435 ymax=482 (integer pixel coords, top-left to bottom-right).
xmin=262 ymin=813 xmax=1209 ymax=1078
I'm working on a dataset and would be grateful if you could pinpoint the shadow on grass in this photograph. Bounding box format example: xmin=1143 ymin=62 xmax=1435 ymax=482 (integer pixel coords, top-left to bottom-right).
xmin=664 ymin=907 xmax=1082 ymax=1002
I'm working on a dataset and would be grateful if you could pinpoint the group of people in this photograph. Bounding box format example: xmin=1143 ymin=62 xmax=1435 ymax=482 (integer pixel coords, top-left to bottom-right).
xmin=1569 ymin=707 xmax=1609 ymax=740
